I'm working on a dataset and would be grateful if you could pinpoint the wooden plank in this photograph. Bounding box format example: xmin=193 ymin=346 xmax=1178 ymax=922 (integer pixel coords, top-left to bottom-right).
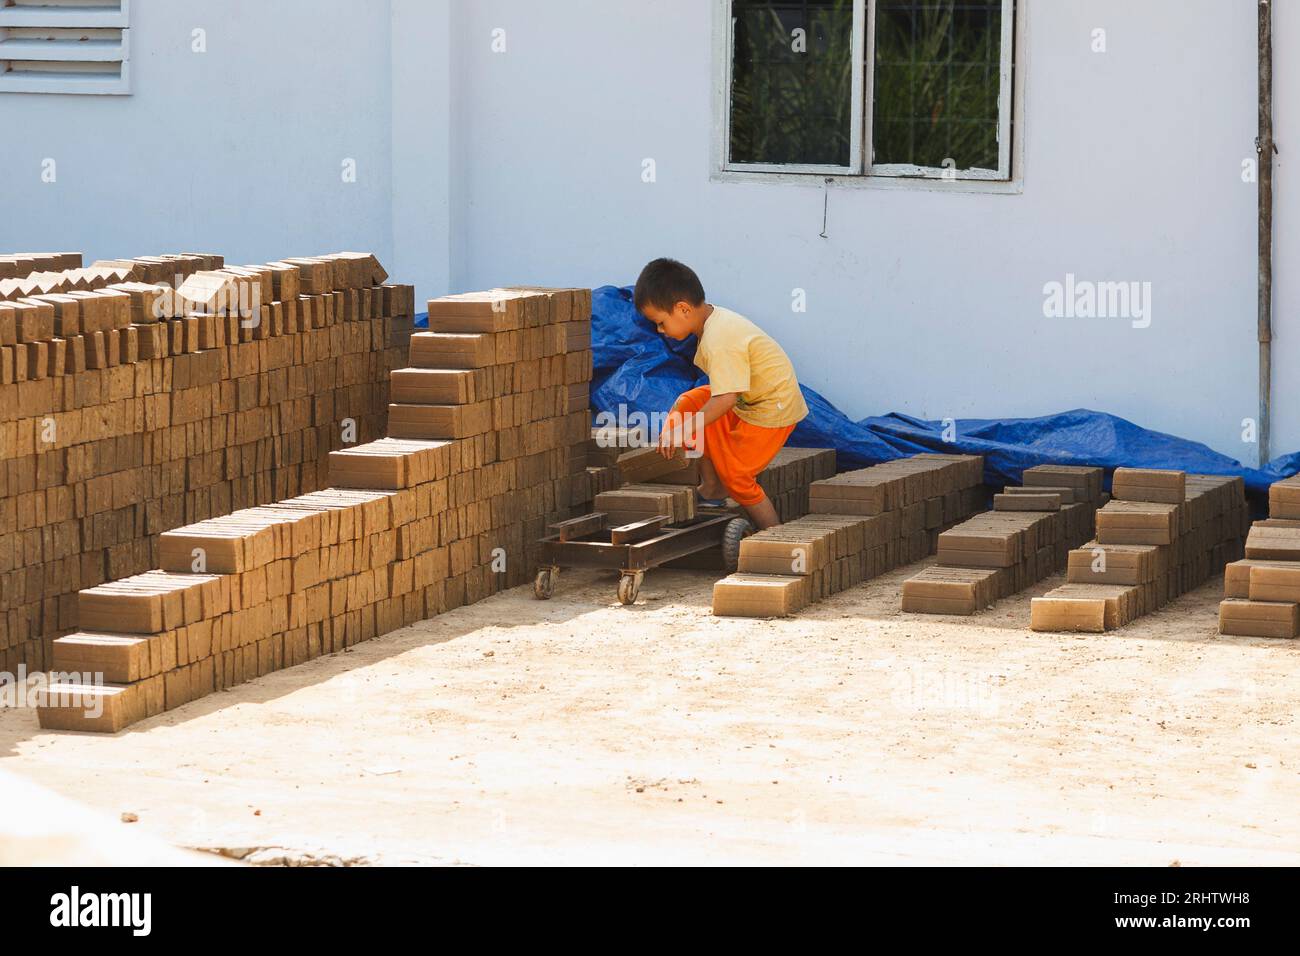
xmin=610 ymin=516 xmax=670 ymax=545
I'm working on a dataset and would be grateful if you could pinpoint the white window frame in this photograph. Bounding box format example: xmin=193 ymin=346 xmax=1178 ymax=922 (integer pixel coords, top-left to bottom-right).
xmin=713 ymin=0 xmax=1021 ymax=188
xmin=0 ymin=0 xmax=132 ymax=96
xmin=721 ymin=0 xmax=866 ymax=176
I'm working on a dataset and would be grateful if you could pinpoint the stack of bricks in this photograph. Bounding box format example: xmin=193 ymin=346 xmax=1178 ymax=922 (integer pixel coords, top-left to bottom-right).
xmin=1 ymin=250 xmax=413 ymax=674
xmin=1031 ymin=468 xmax=1248 ymax=633
xmin=587 ymin=426 xmax=837 ymax=525
xmin=712 ymin=453 xmax=986 ymax=617
xmin=901 ymin=465 xmax=1103 ymax=615
xmin=1219 ymin=474 xmax=1300 ymax=638
xmin=635 ymin=446 xmax=836 ymax=523
xmin=0 ymin=252 xmax=84 ymax=282
xmin=36 ymin=286 xmax=592 ymax=732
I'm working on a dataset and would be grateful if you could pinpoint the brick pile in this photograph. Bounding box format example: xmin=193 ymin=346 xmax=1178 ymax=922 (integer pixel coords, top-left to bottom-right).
xmin=1031 ymin=469 xmax=1247 ymax=632
xmin=712 ymin=454 xmax=986 ymax=617
xmin=1219 ymin=474 xmax=1300 ymax=638
xmin=901 ymin=465 xmax=1103 ymax=615
xmin=1 ymin=251 xmax=412 ymax=674
xmin=36 ymin=286 xmax=592 ymax=732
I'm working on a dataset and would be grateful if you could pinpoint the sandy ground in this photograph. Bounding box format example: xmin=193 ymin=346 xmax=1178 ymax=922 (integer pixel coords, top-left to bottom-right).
xmin=3 ymin=558 xmax=1299 ymax=867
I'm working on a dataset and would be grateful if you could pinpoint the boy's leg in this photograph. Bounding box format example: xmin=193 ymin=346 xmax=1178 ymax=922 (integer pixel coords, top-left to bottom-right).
xmin=742 ymin=495 xmax=781 ymax=531
xmin=703 ymin=419 xmax=798 ymax=532
xmin=696 ymin=456 xmax=728 ymax=501
xmin=669 ymin=386 xmax=727 ymax=500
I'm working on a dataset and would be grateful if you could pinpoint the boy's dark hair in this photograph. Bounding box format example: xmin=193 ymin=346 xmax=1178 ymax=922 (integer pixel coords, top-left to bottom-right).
xmin=633 ymin=258 xmax=706 ymax=313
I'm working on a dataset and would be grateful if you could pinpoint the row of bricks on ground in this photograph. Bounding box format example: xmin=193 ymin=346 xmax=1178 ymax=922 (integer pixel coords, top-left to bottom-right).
xmin=39 ymin=550 xmax=555 ymax=734
xmin=38 ymin=454 xmax=585 ymax=733
xmin=903 ymin=465 xmax=1106 ymax=614
xmin=713 ymin=455 xmax=987 ymax=617
xmin=1 ymin=463 xmax=587 ymax=669
xmin=1031 ymin=472 xmax=1248 ymax=632
xmin=1219 ymin=474 xmax=1300 ymax=638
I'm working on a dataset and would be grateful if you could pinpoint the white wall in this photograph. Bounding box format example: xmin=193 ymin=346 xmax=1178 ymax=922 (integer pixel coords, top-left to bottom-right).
xmin=443 ymin=0 xmax=1278 ymax=463
xmin=2 ymin=0 xmax=1287 ymax=464
xmin=0 ymin=0 xmax=395 ymax=270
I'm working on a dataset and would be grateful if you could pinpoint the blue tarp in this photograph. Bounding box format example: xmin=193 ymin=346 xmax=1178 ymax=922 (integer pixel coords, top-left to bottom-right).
xmin=417 ymin=284 xmax=1300 ymax=499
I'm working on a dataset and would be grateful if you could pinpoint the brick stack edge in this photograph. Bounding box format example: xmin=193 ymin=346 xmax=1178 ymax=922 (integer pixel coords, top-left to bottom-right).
xmin=36 ymin=284 xmax=594 ymax=732
xmin=1 ymin=251 xmax=412 ymax=675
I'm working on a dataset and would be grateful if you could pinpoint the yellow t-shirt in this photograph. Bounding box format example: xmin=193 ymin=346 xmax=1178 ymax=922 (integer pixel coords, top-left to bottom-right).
xmin=694 ymin=306 xmax=809 ymax=429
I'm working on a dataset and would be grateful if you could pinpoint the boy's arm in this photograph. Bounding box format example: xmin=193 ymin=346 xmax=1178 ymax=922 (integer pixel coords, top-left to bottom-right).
xmin=658 ymin=392 xmax=738 ymax=457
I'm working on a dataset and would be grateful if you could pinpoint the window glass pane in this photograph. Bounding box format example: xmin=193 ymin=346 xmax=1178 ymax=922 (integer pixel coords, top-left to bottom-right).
xmin=730 ymin=0 xmax=856 ymax=167
xmin=872 ymin=0 xmax=1004 ymax=171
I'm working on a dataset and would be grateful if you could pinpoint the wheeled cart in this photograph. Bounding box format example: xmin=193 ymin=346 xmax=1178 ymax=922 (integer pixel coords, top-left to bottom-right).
xmin=533 ymin=509 xmax=753 ymax=605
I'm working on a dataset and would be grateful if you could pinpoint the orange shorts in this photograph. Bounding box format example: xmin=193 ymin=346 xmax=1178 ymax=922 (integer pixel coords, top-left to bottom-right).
xmin=669 ymin=385 xmax=797 ymax=506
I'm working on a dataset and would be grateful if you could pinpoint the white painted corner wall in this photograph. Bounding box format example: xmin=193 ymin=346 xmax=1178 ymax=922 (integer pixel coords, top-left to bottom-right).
xmin=1 ymin=0 xmax=1294 ymax=464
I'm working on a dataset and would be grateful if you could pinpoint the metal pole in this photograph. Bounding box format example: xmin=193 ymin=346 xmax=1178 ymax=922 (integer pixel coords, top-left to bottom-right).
xmin=1259 ymin=0 xmax=1275 ymax=468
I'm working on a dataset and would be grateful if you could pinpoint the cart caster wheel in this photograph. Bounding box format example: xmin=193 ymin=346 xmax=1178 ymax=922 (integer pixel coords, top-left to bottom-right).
xmin=721 ymin=517 xmax=755 ymax=573
xmin=617 ymin=571 xmax=644 ymax=606
xmin=534 ymin=568 xmax=558 ymax=600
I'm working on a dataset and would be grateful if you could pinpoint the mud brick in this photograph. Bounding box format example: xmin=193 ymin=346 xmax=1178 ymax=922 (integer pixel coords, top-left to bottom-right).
xmin=739 ymin=533 xmax=831 ymax=575
xmin=901 ymin=566 xmax=1000 ymax=615
xmin=52 ymin=633 xmax=151 ymax=684
xmin=1023 ymin=465 xmax=1103 ymax=503
xmin=616 ymin=445 xmax=690 ymax=484
xmin=390 ymin=368 xmax=476 ymax=405
xmin=1244 ymin=524 xmax=1300 ymax=561
xmin=594 ymin=489 xmax=676 ymax=525
xmin=388 ymin=402 xmax=493 ymax=440
xmin=1067 ymin=541 xmax=1159 ymax=585
xmin=1247 ymin=564 xmax=1300 ymax=604
xmin=1031 ymin=584 xmax=1140 ymax=632
xmin=1269 ymin=476 xmax=1300 ymax=520
xmin=426 ymin=291 xmax=529 ymax=333
xmin=1219 ymin=598 xmax=1300 ymax=639
xmin=712 ymin=574 xmax=809 ymax=617
xmin=35 ymin=681 xmax=143 ymax=733
xmin=409 ymin=332 xmax=495 ymax=369
xmin=1004 ymin=484 xmax=1076 ymax=505
xmin=1223 ymin=559 xmax=1294 ymax=598
xmin=1112 ymin=468 xmax=1186 ymax=505
xmin=6 ymin=299 xmax=52 ymax=342
xmin=1095 ymin=501 xmax=1180 ymax=545
xmin=995 ymin=492 xmax=1060 ymax=512
xmin=936 ymin=529 xmax=1020 ymax=568
xmin=279 ymin=258 xmax=333 ymax=295
xmin=621 ymin=483 xmax=695 ymax=523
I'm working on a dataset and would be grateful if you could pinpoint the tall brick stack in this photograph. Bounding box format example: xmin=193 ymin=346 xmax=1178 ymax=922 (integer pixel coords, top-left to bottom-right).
xmin=1031 ymin=469 xmax=1247 ymax=632
xmin=36 ymin=286 xmax=592 ymax=733
xmin=1 ymin=250 xmax=412 ymax=675
xmin=712 ymin=454 xmax=986 ymax=617
xmin=901 ymin=465 xmax=1103 ymax=615
xmin=1219 ymin=474 xmax=1300 ymax=638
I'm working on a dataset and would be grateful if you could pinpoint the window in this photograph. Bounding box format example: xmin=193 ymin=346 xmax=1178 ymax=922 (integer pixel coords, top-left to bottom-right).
xmin=722 ymin=0 xmax=1015 ymax=181
xmin=0 ymin=0 xmax=131 ymax=95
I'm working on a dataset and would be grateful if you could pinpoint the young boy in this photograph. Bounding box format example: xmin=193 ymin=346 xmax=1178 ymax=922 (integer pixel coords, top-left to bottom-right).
xmin=634 ymin=258 xmax=808 ymax=531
